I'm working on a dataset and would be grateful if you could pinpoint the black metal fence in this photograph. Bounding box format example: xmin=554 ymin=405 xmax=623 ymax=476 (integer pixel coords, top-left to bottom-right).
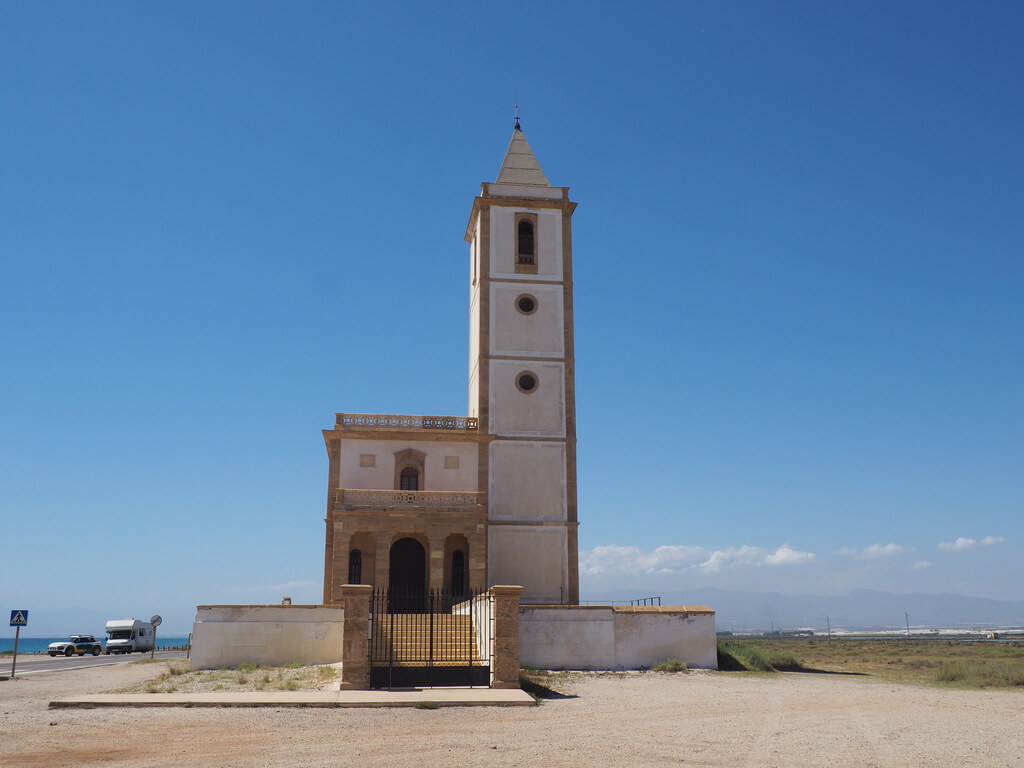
xmin=369 ymin=588 xmax=491 ymax=689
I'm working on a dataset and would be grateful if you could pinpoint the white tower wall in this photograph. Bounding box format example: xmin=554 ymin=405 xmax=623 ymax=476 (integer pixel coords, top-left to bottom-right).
xmin=465 ymin=125 xmax=579 ymax=604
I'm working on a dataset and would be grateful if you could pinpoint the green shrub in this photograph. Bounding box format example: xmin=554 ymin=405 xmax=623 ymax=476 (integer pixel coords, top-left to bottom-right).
xmin=717 ymin=640 xmax=804 ymax=672
xmin=651 ymin=658 xmax=688 ymax=672
xmin=934 ymin=660 xmax=1024 ymax=688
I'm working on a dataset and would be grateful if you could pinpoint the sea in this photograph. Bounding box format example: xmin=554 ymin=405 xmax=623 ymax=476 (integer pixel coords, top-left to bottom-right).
xmin=1 ymin=636 xmax=190 ymax=654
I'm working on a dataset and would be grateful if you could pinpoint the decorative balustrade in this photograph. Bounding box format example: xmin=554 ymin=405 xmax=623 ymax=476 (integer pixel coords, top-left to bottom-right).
xmin=334 ymin=489 xmax=485 ymax=510
xmin=337 ymin=413 xmax=478 ymax=431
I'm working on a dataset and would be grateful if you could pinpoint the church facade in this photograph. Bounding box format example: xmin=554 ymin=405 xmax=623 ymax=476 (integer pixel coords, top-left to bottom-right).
xmin=322 ymin=124 xmax=580 ymax=606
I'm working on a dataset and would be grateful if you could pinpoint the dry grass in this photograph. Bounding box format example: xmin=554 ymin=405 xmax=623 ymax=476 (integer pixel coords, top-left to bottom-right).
xmin=729 ymin=637 xmax=1024 ymax=688
xmin=123 ymin=660 xmax=340 ymax=694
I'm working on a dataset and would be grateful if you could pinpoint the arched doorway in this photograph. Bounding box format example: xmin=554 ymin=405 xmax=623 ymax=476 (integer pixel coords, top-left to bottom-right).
xmin=389 ymin=537 xmax=426 ymax=612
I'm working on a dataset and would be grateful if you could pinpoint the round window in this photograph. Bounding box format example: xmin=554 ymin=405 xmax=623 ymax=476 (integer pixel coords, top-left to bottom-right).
xmin=516 ymin=294 xmax=537 ymax=315
xmin=516 ymin=372 xmax=538 ymax=393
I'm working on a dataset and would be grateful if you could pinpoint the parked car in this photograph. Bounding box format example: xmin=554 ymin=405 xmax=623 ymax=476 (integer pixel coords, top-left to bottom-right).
xmin=48 ymin=635 xmax=103 ymax=657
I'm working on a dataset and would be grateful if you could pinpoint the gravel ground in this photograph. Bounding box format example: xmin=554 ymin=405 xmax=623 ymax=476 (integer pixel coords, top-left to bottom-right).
xmin=2 ymin=662 xmax=1021 ymax=767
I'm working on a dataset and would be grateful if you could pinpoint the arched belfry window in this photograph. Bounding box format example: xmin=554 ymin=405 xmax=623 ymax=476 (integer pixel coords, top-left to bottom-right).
xmin=348 ymin=549 xmax=362 ymax=584
xmin=515 ymin=213 xmax=538 ymax=273
xmin=518 ymin=220 xmax=534 ymax=262
xmin=400 ymin=467 xmax=419 ymax=491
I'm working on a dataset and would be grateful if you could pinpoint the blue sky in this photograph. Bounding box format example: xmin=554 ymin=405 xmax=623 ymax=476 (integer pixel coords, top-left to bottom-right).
xmin=2 ymin=2 xmax=1021 ymax=634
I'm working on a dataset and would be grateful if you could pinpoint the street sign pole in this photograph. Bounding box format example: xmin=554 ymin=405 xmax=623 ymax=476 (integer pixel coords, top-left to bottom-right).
xmin=149 ymin=615 xmax=162 ymax=660
xmin=9 ymin=610 xmax=29 ymax=679
xmin=11 ymin=626 xmax=20 ymax=679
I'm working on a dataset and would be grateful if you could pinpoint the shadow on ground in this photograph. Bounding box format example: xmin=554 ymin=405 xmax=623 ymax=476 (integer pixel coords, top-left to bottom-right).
xmin=519 ymin=677 xmax=579 ymax=700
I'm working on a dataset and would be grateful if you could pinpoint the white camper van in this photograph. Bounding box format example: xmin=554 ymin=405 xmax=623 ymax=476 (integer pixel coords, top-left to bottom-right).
xmin=104 ymin=618 xmax=156 ymax=654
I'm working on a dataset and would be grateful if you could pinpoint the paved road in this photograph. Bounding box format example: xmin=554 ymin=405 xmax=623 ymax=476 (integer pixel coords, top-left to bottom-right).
xmin=3 ymin=649 xmax=187 ymax=677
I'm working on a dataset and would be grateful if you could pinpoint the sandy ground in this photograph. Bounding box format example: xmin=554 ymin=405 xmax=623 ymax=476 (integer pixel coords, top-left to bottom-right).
xmin=1 ymin=662 xmax=1021 ymax=767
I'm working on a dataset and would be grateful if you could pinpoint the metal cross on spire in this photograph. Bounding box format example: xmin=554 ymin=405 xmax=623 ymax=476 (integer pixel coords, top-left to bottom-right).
xmin=514 ymin=100 xmax=521 ymax=130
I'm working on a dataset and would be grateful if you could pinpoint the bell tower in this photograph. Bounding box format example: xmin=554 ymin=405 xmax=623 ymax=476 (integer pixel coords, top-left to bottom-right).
xmin=465 ymin=122 xmax=579 ymax=604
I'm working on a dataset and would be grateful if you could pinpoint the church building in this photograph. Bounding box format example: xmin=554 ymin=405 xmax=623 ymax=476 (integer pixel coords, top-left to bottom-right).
xmin=192 ymin=124 xmax=717 ymax=675
xmin=322 ymin=122 xmax=580 ymax=606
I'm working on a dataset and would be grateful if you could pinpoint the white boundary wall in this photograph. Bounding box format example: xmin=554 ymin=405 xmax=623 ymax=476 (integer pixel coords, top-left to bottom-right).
xmin=520 ymin=605 xmax=717 ymax=670
xmin=190 ymin=605 xmax=345 ymax=670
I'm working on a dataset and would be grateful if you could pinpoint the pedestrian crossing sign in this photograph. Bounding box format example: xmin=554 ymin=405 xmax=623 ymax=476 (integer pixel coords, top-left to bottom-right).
xmin=10 ymin=610 xmax=28 ymax=626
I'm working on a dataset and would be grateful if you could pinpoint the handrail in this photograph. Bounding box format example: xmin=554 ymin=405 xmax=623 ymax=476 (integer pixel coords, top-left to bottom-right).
xmin=334 ymin=489 xmax=485 ymax=508
xmin=579 ymin=596 xmax=663 ymax=607
xmin=337 ymin=413 xmax=478 ymax=431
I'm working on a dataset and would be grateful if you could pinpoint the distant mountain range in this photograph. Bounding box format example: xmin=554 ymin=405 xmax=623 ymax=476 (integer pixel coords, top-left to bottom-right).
xmin=580 ymin=587 xmax=1024 ymax=632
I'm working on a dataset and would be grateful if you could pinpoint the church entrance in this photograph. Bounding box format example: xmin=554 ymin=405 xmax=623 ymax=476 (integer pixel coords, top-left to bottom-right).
xmin=388 ymin=537 xmax=426 ymax=611
xmin=368 ymin=585 xmax=492 ymax=689
xmin=370 ymin=538 xmax=490 ymax=688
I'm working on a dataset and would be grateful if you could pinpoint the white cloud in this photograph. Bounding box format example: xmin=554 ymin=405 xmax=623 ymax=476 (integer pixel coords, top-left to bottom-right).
xmin=912 ymin=561 xmax=932 ymax=570
xmin=938 ymin=536 xmax=1006 ymax=551
xmin=580 ymin=543 xmax=815 ymax=576
xmin=837 ymin=543 xmax=912 ymax=560
xmin=764 ymin=544 xmax=816 ymax=566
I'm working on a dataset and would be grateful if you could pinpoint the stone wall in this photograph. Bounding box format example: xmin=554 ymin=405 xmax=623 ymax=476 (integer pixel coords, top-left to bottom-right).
xmin=190 ymin=604 xmax=345 ymax=670
xmin=519 ymin=605 xmax=717 ymax=670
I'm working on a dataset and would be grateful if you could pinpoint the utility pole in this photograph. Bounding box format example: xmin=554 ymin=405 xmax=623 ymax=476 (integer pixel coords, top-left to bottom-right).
xmin=826 ymin=616 xmax=832 ymax=642
xmin=905 ymin=612 xmax=911 ymax=637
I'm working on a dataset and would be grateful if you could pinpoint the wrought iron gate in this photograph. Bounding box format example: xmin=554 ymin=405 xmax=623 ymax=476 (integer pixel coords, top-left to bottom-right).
xmin=369 ymin=588 xmax=491 ymax=689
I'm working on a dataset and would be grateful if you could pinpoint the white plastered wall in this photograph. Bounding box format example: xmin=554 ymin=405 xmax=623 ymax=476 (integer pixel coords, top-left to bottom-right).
xmin=519 ymin=607 xmax=718 ymax=670
xmin=488 ymin=360 xmax=565 ymax=437
xmin=468 ymin=283 xmax=481 ymax=416
xmin=488 ymin=526 xmax=567 ymax=604
xmin=489 ymin=441 xmax=566 ymax=521
xmin=490 ymin=282 xmax=564 ymax=358
xmin=489 ymin=207 xmax=562 ymax=280
xmin=468 ymin=214 xmax=481 ymax=416
xmin=338 ymin=439 xmax=479 ymax=491
xmin=190 ymin=605 xmax=345 ymax=669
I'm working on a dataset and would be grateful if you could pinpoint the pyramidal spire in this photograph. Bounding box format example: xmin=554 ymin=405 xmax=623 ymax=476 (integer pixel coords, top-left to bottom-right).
xmin=495 ymin=120 xmax=550 ymax=186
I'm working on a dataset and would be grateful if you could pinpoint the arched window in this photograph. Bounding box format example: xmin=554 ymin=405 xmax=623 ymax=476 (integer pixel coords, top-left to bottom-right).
xmin=451 ymin=550 xmax=466 ymax=596
xmin=400 ymin=466 xmax=419 ymax=491
xmin=348 ymin=549 xmax=362 ymax=584
xmin=517 ymin=219 xmax=535 ymax=264
xmin=394 ymin=448 xmax=426 ymax=491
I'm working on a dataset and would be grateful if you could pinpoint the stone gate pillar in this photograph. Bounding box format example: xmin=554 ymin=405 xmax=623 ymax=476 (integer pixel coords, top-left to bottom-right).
xmin=339 ymin=584 xmax=373 ymax=690
xmin=490 ymin=585 xmax=523 ymax=689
